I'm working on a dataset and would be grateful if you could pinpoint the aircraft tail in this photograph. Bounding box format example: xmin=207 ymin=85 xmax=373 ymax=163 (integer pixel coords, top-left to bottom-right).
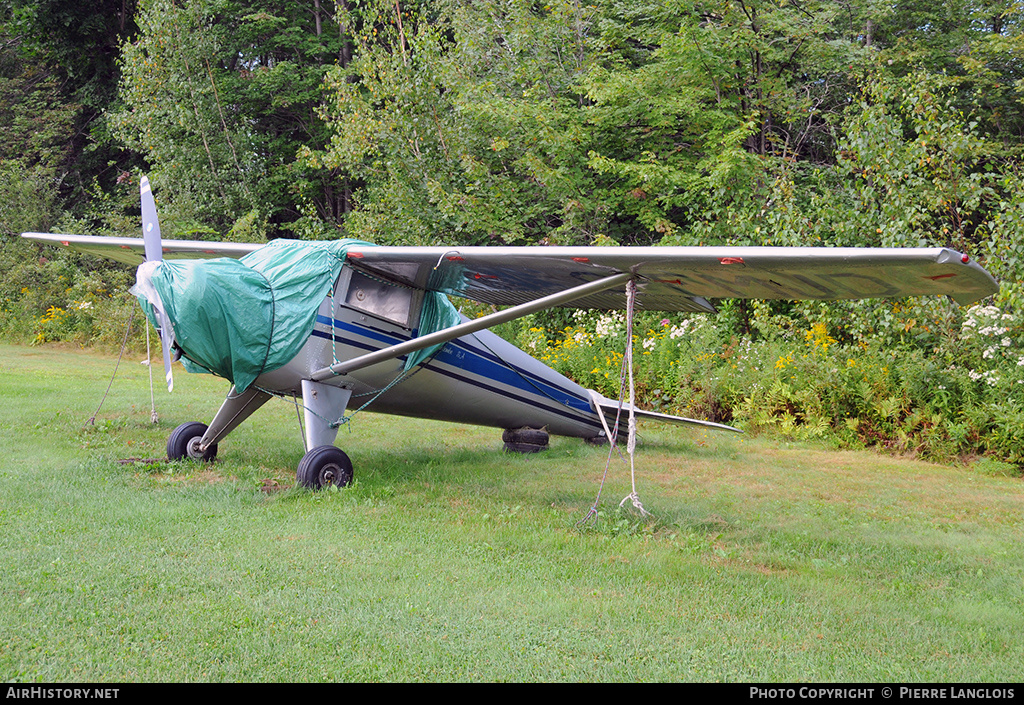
xmin=587 ymin=392 xmax=742 ymax=435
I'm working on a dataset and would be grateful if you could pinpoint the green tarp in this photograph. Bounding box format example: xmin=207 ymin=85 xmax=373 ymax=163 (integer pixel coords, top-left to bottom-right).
xmin=138 ymin=239 xmax=460 ymax=393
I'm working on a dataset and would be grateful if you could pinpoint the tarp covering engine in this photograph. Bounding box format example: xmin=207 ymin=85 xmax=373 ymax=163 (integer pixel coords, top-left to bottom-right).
xmin=136 ymin=238 xmax=460 ymax=393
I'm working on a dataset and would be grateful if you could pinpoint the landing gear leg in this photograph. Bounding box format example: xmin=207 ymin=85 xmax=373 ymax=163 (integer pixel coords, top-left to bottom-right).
xmin=296 ymin=379 xmax=354 ymax=490
xmin=167 ymin=385 xmax=272 ymax=462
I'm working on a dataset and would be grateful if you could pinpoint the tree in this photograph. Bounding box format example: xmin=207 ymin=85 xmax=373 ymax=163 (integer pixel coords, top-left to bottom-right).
xmin=309 ymin=0 xmax=612 ymax=246
xmin=579 ymin=0 xmax=875 ymax=245
xmin=113 ymin=0 xmax=348 ymax=238
xmin=4 ymin=0 xmax=140 ymax=205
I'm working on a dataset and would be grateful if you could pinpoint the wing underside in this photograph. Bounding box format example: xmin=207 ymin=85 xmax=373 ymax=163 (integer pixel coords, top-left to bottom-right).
xmin=21 ymin=234 xmax=998 ymax=308
xmin=21 ymin=232 xmax=259 ymax=265
xmin=343 ymin=245 xmax=999 ymax=308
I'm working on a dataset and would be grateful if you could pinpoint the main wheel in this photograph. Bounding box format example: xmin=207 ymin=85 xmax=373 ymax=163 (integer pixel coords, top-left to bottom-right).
xmin=297 ymin=445 xmax=354 ymax=490
xmin=167 ymin=422 xmax=217 ymax=461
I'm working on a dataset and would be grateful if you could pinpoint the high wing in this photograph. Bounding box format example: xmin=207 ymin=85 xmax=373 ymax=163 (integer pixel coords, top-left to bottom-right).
xmin=344 ymin=245 xmax=998 ymax=309
xmin=21 ymin=233 xmax=998 ymax=308
xmin=22 ymin=232 xmax=258 ymax=266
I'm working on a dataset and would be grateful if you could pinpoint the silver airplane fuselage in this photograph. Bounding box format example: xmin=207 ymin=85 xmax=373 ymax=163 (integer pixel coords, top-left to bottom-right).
xmin=251 ymin=264 xmax=609 ymax=443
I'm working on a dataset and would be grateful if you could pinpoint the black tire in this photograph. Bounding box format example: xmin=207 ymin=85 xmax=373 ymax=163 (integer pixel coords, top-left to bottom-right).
xmin=297 ymin=445 xmax=354 ymax=490
xmin=503 ymin=441 xmax=546 ymax=454
xmin=502 ymin=427 xmax=549 ymax=445
xmin=167 ymin=422 xmax=217 ymax=461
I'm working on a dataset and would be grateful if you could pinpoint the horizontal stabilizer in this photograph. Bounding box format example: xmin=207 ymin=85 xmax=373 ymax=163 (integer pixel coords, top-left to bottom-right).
xmin=589 ymin=394 xmax=742 ymax=434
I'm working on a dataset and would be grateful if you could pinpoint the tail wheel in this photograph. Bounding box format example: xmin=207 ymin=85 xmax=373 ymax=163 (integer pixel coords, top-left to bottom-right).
xmin=297 ymin=445 xmax=354 ymax=490
xmin=502 ymin=427 xmax=549 ymax=445
xmin=167 ymin=422 xmax=217 ymax=461
xmin=503 ymin=441 xmax=547 ymax=454
xmin=502 ymin=427 xmax=549 ymax=454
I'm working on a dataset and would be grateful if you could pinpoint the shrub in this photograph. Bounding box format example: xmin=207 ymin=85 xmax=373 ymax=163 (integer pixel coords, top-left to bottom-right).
xmin=518 ymin=300 xmax=1024 ymax=467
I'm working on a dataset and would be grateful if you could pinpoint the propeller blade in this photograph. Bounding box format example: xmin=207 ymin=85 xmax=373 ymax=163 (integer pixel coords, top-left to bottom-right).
xmin=139 ymin=175 xmax=173 ymax=391
xmin=140 ymin=175 xmax=162 ymax=263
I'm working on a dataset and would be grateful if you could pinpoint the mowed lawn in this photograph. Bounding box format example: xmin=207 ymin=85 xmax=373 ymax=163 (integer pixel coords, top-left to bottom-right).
xmin=1 ymin=343 xmax=1022 ymax=682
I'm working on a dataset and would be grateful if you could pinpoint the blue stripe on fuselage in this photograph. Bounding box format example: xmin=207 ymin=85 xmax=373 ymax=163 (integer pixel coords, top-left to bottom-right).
xmin=417 ymin=358 xmax=604 ymax=434
xmin=311 ymin=314 xmax=598 ymax=424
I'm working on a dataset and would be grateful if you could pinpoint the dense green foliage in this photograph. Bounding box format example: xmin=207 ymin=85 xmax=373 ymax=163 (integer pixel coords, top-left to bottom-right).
xmin=112 ymin=0 xmax=349 ymax=238
xmin=3 ymin=0 xmax=1024 ymax=463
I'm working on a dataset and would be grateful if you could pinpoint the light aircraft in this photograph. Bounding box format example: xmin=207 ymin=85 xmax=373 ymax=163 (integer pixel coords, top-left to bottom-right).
xmin=22 ymin=177 xmax=999 ymax=489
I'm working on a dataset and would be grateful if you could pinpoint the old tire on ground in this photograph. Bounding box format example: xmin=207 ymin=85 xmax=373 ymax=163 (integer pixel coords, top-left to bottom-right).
xmin=502 ymin=428 xmax=549 ymax=445
xmin=167 ymin=422 xmax=217 ymax=461
xmin=297 ymin=445 xmax=354 ymax=490
xmin=503 ymin=441 xmax=547 ymax=454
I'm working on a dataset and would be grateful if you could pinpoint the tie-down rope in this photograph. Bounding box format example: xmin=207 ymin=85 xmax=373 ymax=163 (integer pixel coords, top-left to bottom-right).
xmin=84 ymin=303 xmax=160 ymax=428
xmin=578 ymin=278 xmax=650 ymax=527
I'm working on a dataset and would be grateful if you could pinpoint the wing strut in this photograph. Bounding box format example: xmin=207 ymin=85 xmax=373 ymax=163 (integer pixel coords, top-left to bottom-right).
xmin=311 ymin=271 xmax=633 ymax=381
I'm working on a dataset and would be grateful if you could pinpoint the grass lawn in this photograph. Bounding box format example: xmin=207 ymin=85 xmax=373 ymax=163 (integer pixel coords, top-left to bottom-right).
xmin=1 ymin=343 xmax=1022 ymax=682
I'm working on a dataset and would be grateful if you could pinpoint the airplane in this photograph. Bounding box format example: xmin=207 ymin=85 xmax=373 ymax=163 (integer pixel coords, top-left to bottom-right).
xmin=22 ymin=176 xmax=999 ymax=490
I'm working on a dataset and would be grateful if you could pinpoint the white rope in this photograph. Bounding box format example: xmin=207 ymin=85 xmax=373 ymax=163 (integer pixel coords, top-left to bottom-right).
xmin=587 ymin=390 xmax=616 ymax=446
xmin=577 ymin=389 xmax=618 ymax=527
xmin=618 ymin=279 xmax=649 ymax=517
xmin=578 ymin=278 xmax=649 ymax=527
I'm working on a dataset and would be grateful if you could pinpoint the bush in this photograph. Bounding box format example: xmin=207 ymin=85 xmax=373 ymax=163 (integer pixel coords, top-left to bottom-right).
xmin=517 ymin=298 xmax=1024 ymax=467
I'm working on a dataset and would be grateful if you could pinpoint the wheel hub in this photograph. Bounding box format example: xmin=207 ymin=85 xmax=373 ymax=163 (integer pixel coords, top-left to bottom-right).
xmin=186 ymin=437 xmax=205 ymax=459
xmin=321 ymin=463 xmax=340 ymax=484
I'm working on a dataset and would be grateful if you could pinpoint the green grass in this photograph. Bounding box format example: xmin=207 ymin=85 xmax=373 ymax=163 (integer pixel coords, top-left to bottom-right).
xmin=1 ymin=343 xmax=1022 ymax=682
